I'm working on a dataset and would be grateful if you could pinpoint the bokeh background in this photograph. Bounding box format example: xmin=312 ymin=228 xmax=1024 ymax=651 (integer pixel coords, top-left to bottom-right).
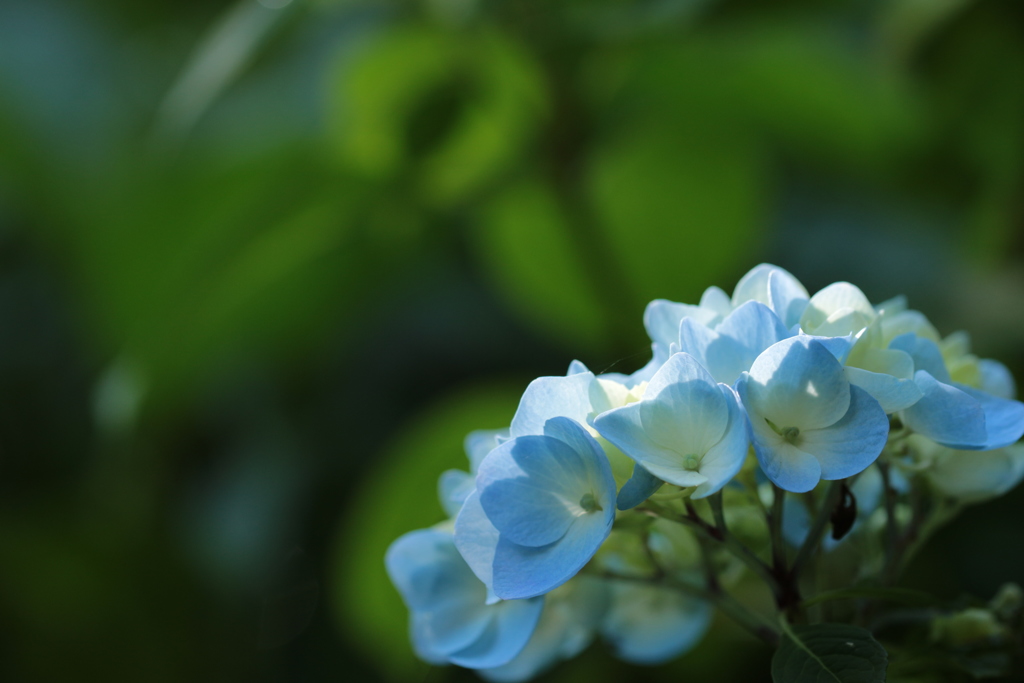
xmin=2 ymin=0 xmax=1024 ymax=680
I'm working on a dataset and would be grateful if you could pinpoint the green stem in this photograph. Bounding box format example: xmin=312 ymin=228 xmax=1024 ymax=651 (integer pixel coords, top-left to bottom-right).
xmin=877 ymin=461 xmax=900 ymax=582
xmin=641 ymin=500 xmax=781 ymax=600
xmin=789 ymin=480 xmax=844 ymax=582
xmin=770 ymin=484 xmax=787 ymax=574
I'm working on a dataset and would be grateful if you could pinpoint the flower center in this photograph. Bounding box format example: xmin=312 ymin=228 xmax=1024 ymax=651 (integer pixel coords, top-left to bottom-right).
xmin=766 ymin=418 xmax=801 ymax=445
xmin=683 ymin=454 xmax=701 ymax=470
xmin=579 ymin=492 xmax=602 ymax=513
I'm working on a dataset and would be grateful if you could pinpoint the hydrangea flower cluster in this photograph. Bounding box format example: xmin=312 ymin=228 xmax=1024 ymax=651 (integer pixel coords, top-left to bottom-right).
xmin=386 ymin=264 xmax=1024 ymax=680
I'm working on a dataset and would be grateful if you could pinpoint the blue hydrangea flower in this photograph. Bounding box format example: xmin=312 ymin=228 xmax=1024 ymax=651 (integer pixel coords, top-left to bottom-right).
xmin=892 ymin=333 xmax=1024 ymax=450
xmin=599 ymin=581 xmax=712 ymax=665
xmin=386 ymin=528 xmax=544 ymax=669
xmin=676 ymin=301 xmax=792 ymax=386
xmin=594 ymin=353 xmax=749 ymax=507
xmin=455 ymin=417 xmax=617 ymax=600
xmin=737 ymin=336 xmax=890 ymax=493
xmin=479 ymin=576 xmax=609 ymax=682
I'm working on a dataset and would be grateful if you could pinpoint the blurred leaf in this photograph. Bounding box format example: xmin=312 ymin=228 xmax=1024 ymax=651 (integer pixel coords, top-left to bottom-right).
xmin=331 ymin=25 xmax=546 ymax=206
xmin=772 ymin=622 xmax=888 ymax=683
xmin=605 ymin=25 xmax=921 ymax=175
xmin=330 ymin=382 xmax=522 ymax=681
xmin=473 ymin=176 xmax=609 ymax=352
xmin=154 ymin=0 xmax=303 ymax=145
xmin=803 ymin=586 xmax=939 ymax=609
xmin=587 ymin=121 xmax=764 ymax=305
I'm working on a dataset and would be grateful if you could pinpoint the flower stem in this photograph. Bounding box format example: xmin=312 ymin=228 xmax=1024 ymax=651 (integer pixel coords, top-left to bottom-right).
xmin=789 ymin=479 xmax=844 ymax=583
xmin=641 ymin=500 xmax=781 ymax=601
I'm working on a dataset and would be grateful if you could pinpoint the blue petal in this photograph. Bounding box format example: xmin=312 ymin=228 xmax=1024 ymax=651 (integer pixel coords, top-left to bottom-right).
xmin=901 ymin=371 xmax=987 ymax=449
xmin=889 ymin=334 xmax=951 ymax=383
xmin=492 ymin=512 xmax=612 ymax=600
xmin=678 ymin=302 xmax=790 ymax=385
xmin=799 ymin=385 xmax=889 ymax=480
xmin=805 ymin=333 xmax=856 ymax=364
xmin=744 ymin=337 xmax=851 ymax=431
xmin=956 ymin=384 xmax=1024 ymax=450
xmin=740 ymin=374 xmax=823 ymax=493
xmin=768 ymin=269 xmax=809 ymax=328
xmin=477 ymin=436 xmax=589 ymax=547
xmin=691 ymin=384 xmax=750 ymax=499
xmin=600 ymin=582 xmax=712 ymax=665
xmin=616 ymin=463 xmax=664 ymax=511
xmin=454 ymin=490 xmax=500 ymax=598
xmin=845 ymin=366 xmax=923 ymax=413
xmin=465 ymin=429 xmax=507 ymax=472
xmin=448 ymin=597 xmax=545 ymax=669
xmin=438 ymin=469 xmax=475 ymax=517
xmin=714 ymin=301 xmax=792 ymax=364
xmin=979 ymin=359 xmax=1017 ymax=400
xmin=593 ymin=401 xmax=707 ymax=488
xmin=642 ymin=354 xmax=729 ymax=456
xmin=567 ymin=359 xmax=589 ymax=375
xmin=388 ymin=530 xmax=492 ymax=655
xmin=510 ymin=372 xmax=594 ymax=438
xmin=644 ymin=299 xmax=719 ymax=352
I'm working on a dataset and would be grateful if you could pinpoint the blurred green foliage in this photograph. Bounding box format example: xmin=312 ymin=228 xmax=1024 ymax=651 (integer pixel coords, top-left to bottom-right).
xmin=3 ymin=0 xmax=1024 ymax=681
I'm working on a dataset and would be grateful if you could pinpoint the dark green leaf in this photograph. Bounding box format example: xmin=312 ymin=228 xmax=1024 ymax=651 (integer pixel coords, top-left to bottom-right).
xmin=772 ymin=623 xmax=888 ymax=683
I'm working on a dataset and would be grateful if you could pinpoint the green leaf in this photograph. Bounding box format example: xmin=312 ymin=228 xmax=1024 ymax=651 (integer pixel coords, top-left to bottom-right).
xmin=331 ymin=26 xmax=546 ymax=206
xmin=587 ymin=121 xmax=764 ymax=306
xmin=473 ymin=176 xmax=609 ymax=352
xmin=772 ymin=622 xmax=888 ymax=683
xmin=329 ymin=383 xmax=523 ymax=681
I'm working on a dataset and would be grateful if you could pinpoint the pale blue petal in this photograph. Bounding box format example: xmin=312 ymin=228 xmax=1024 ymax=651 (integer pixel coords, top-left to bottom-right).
xmin=889 ymin=334 xmax=952 ymax=383
xmin=799 ymin=385 xmax=889 ymax=480
xmin=745 ymin=337 xmax=851 ymax=431
xmin=543 ymin=417 xmax=618 ymax=513
xmin=700 ymin=285 xmax=733 ymax=318
xmin=492 ymin=512 xmax=612 ymax=600
xmin=409 ymin=614 xmax=451 ymax=665
xmin=448 ymin=597 xmax=545 ymax=669
xmin=616 ymin=463 xmax=664 ymax=510
xmin=737 ymin=374 xmax=823 ymax=492
xmin=477 ymin=436 xmax=588 ymax=548
xmin=678 ymin=302 xmax=790 ymax=385
xmin=455 ymin=490 xmax=500 ymax=596
xmin=733 ymin=264 xmax=807 ymax=309
xmin=845 ymin=366 xmax=923 ymax=413
xmin=644 ymin=299 xmax=718 ymax=351
xmin=567 ymin=360 xmax=589 ymax=375
xmin=781 ymin=495 xmax=812 ymax=548
xmin=510 ymin=372 xmax=594 ymax=438
xmin=956 ymin=384 xmax=1024 ymax=450
xmin=980 ymin=359 xmax=1017 ymax=400
xmin=901 ymin=371 xmax=987 ymax=449
xmin=715 ymin=301 xmax=791 ymax=360
xmin=641 ymin=358 xmax=729 ymax=456
xmin=466 ymin=429 xmax=507 ymax=472
xmin=600 ymin=582 xmax=712 ymax=665
xmin=388 ymin=530 xmax=493 ymax=655
xmin=768 ymin=269 xmax=810 ymax=328
xmin=691 ymin=384 xmax=750 ymax=499
xmin=439 ymin=469 xmax=475 ymax=517
xmin=593 ymin=401 xmax=707 ymax=488
xmin=805 ymin=333 xmax=856 ymax=364
xmin=645 ymin=349 xmax=719 ymax=397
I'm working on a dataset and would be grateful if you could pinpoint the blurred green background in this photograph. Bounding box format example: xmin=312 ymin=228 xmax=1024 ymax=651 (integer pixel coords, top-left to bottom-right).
xmin=3 ymin=0 xmax=1024 ymax=680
